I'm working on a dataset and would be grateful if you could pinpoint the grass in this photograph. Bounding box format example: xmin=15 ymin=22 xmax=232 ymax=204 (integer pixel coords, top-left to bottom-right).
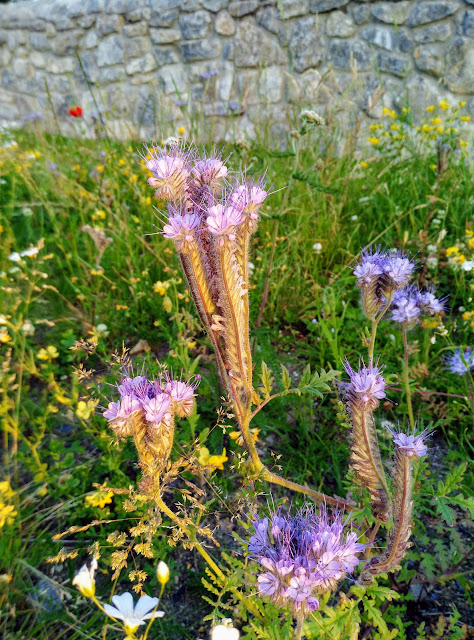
xmin=0 ymin=101 xmax=473 ymax=639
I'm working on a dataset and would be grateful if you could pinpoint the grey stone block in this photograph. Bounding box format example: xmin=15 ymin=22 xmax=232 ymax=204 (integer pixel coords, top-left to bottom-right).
xmin=97 ymin=34 xmax=124 ymax=67
xmin=413 ymin=23 xmax=452 ymax=42
xmin=376 ymin=51 xmax=411 ymax=77
xmin=326 ymin=10 xmax=356 ymax=37
xmin=229 ymin=0 xmax=259 ymax=17
xmin=290 ymin=16 xmax=325 ymax=72
xmin=179 ymin=11 xmax=211 ymax=39
xmin=462 ymin=10 xmax=474 ymax=36
xmin=234 ymin=18 xmax=285 ymax=67
xmin=202 ymin=0 xmax=228 ymax=10
xmin=361 ymin=25 xmax=397 ymax=51
xmin=328 ymin=38 xmax=371 ymax=70
xmin=180 ymin=39 xmax=221 ymax=60
xmin=414 ymin=45 xmax=444 ymax=76
xmin=310 ymin=0 xmax=348 ymax=13
xmin=215 ymin=10 xmax=236 ymax=35
xmin=371 ymin=1 xmax=410 ymax=24
xmin=150 ymin=28 xmax=181 ymax=44
xmin=408 ymin=2 xmax=459 ymax=26
xmin=126 ymin=53 xmax=158 ymax=75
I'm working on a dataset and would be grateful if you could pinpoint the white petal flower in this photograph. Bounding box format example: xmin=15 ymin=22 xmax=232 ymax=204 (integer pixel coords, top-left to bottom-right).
xmin=72 ymin=558 xmax=97 ymax=598
xmin=8 ymin=252 xmax=21 ymax=262
xmin=211 ymin=619 xmax=240 ymax=640
xmin=461 ymin=260 xmax=474 ymax=272
xmin=20 ymin=247 xmax=39 ymax=257
xmin=104 ymin=593 xmax=164 ymax=634
xmin=156 ymin=560 xmax=170 ymax=586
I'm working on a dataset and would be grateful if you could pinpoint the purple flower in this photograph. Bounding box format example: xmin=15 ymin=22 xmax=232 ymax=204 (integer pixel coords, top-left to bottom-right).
xmin=143 ymin=394 xmax=171 ymax=424
xmin=248 ymin=506 xmax=365 ymax=617
xmin=47 ymin=162 xmax=58 ymax=172
xmin=143 ymin=143 xmax=191 ymax=202
xmin=382 ymin=251 xmax=415 ymax=289
xmin=387 ymin=427 xmax=431 ymax=458
xmin=164 ymin=376 xmax=200 ymax=417
xmin=353 ymin=249 xmax=384 ymax=288
xmin=103 ymin=401 xmax=120 ymax=421
xmin=117 ymin=395 xmax=142 ymax=418
xmin=391 ymin=286 xmax=421 ymax=324
xmin=206 ymin=203 xmax=243 ymax=238
xmin=343 ymin=360 xmax=386 ymax=410
xmin=192 ymin=156 xmax=228 ymax=188
xmin=417 ymin=288 xmax=445 ymax=315
xmin=445 ymin=348 xmax=474 ymax=376
xmin=353 ymin=248 xmax=415 ymax=295
xmin=163 ymin=212 xmax=200 ymax=252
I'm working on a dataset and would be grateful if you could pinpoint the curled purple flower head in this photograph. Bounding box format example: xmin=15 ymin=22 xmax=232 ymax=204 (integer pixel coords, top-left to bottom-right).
xmin=142 ymin=143 xmax=191 ymax=203
xmin=206 ymin=203 xmax=243 ymax=239
xmin=390 ymin=286 xmax=421 ymax=325
xmin=353 ymin=249 xmax=384 ymax=289
xmin=387 ymin=426 xmax=431 ymax=458
xmin=445 ymin=347 xmax=474 ymax=376
xmin=143 ymin=393 xmax=171 ymax=424
xmin=162 ymin=211 xmax=200 ymax=252
xmin=103 ymin=401 xmax=120 ymax=421
xmin=192 ymin=151 xmax=229 ymax=192
xmin=248 ymin=506 xmax=365 ymax=616
xmin=117 ymin=394 xmax=143 ymax=418
xmin=163 ymin=374 xmax=200 ymax=418
xmin=416 ymin=287 xmax=445 ymax=316
xmin=343 ymin=360 xmax=386 ymax=410
xmin=381 ymin=250 xmax=416 ymax=290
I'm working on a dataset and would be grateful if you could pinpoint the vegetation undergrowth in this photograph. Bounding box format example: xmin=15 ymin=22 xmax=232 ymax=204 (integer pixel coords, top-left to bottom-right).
xmin=0 ymin=100 xmax=473 ymax=640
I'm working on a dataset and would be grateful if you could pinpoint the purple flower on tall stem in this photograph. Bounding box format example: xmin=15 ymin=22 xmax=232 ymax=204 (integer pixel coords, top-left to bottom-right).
xmin=343 ymin=360 xmax=386 ymax=410
xmin=445 ymin=347 xmax=474 ymax=376
xmin=387 ymin=426 xmax=431 ymax=458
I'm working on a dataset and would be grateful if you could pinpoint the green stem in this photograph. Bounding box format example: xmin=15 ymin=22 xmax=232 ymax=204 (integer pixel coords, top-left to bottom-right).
xmin=368 ymin=291 xmax=393 ymax=365
xmin=402 ymin=326 xmax=415 ymax=430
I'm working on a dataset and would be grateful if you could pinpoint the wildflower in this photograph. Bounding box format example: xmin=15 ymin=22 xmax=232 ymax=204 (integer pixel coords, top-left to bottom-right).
xmin=230 ymin=180 xmax=268 ymax=232
xmin=192 ymin=154 xmax=228 ymax=191
xmin=178 ymin=126 xmax=185 ymax=135
xmin=439 ymin=99 xmax=449 ymax=110
xmin=0 ymin=328 xmax=11 ymax=343
xmin=445 ymin=348 xmax=474 ymax=375
xmin=382 ymin=108 xmax=396 ymax=118
xmin=248 ymin=506 xmax=365 ymax=616
xmin=164 ymin=376 xmax=200 ymax=417
xmin=8 ymin=252 xmax=21 ymax=262
xmin=198 ymin=447 xmax=228 ymax=471
xmin=459 ymin=101 xmax=466 ymax=107
xmin=206 ymin=204 xmax=243 ymax=239
xmin=446 ymin=246 xmax=460 ymax=256
xmin=230 ymin=428 xmax=259 ymax=446
xmin=425 ymin=105 xmax=435 ymax=112
xmin=153 ymin=280 xmax=171 ymax=295
xmin=0 ymin=503 xmax=17 ymax=528
xmin=299 ymin=109 xmax=325 ymax=126
xmin=461 ymin=260 xmax=474 ymax=272
xmin=157 ymin=561 xmax=170 ymax=587
xmin=72 ymin=558 xmax=97 ymax=598
xmin=367 ymin=137 xmax=380 ymax=145
xmin=0 ymin=481 xmax=14 ymax=500
xmin=388 ymin=427 xmax=430 ymax=458
xmin=461 ymin=115 xmax=471 ymax=122
xmin=104 ymin=593 xmax=164 ymax=634
xmin=76 ymin=399 xmax=98 ymax=420
xmin=143 ymin=394 xmax=171 ymax=424
xmin=69 ymin=105 xmax=83 ymax=118
xmin=145 ymin=144 xmax=190 ymax=202
xmin=163 ymin=212 xmax=200 ymax=252
xmin=211 ymin=620 xmax=240 ymax=640
xmin=360 ymin=161 xmax=368 ymax=169
xmin=313 ymin=242 xmax=322 ymax=253
xmin=391 ymin=286 xmax=444 ymax=326
xmin=343 ymin=360 xmax=386 ymax=410
xmin=85 ymin=489 xmax=114 ymax=508
xmin=37 ymin=345 xmax=59 ymax=360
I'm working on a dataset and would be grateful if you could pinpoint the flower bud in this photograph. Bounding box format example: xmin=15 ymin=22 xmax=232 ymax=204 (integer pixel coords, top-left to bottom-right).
xmin=72 ymin=558 xmax=97 ymax=598
xmin=157 ymin=560 xmax=170 ymax=587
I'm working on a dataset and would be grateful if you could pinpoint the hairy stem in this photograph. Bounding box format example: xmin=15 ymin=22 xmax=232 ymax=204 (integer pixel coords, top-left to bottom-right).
xmin=402 ymin=326 xmax=415 ymax=430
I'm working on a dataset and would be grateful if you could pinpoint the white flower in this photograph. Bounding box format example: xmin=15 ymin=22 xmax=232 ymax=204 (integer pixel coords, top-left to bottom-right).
xmin=96 ymin=323 xmax=109 ymax=336
xmin=211 ymin=619 xmax=240 ymax=640
xmin=351 ymin=215 xmax=358 ymax=221
xmin=461 ymin=260 xmax=474 ymax=272
xmin=72 ymin=558 xmax=97 ymax=598
xmin=20 ymin=247 xmax=39 ymax=257
xmin=21 ymin=320 xmax=35 ymax=336
xmin=8 ymin=252 xmax=21 ymax=262
xmin=104 ymin=593 xmax=164 ymax=634
xmin=313 ymin=242 xmax=322 ymax=254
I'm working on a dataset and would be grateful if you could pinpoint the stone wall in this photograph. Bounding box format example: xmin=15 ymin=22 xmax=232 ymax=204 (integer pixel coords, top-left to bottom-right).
xmin=0 ymin=0 xmax=473 ymax=141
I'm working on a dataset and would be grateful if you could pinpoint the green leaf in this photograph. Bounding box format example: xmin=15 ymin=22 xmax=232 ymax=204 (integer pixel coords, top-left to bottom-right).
xmin=437 ymin=462 xmax=467 ymax=496
xmin=364 ymin=597 xmax=389 ymax=635
xmin=365 ymin=584 xmax=400 ymax=602
xmin=292 ymin=170 xmax=338 ymax=194
xmin=258 ymin=361 xmax=274 ymax=399
xmin=448 ymin=493 xmax=474 ymax=517
xmin=280 ymin=364 xmax=291 ymax=391
xmin=433 ymin=496 xmax=456 ymax=526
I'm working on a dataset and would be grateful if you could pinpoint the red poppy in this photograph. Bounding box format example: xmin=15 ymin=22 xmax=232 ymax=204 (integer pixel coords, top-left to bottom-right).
xmin=69 ymin=105 xmax=83 ymax=118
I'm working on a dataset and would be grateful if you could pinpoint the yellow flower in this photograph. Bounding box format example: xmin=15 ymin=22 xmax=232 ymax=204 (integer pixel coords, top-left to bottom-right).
xmin=129 ymin=174 xmax=138 ymax=184
xmin=360 ymin=161 xmax=368 ymax=169
xmin=431 ymin=117 xmax=442 ymax=125
xmin=459 ymin=140 xmax=468 ymax=148
xmin=0 ymin=503 xmax=17 ymax=528
xmin=430 ymin=164 xmax=437 ymax=170
xmin=369 ymin=123 xmax=381 ymax=132
xmin=422 ymin=124 xmax=432 ymax=133
xmin=229 ymin=428 xmax=259 ymax=446
xmin=115 ymin=304 xmax=129 ymax=311
xmin=0 ymin=481 xmax=15 ymax=500
xmin=96 ymin=165 xmax=104 ymax=173
xmin=422 ymin=318 xmax=438 ymax=329
xmin=163 ymin=295 xmax=173 ymax=313
xmin=0 ymin=328 xmax=11 ymax=343
xmin=76 ymin=399 xmax=98 ymax=420
xmin=425 ymin=105 xmax=435 ymax=112
xmin=439 ymin=99 xmax=449 ymax=110
xmin=37 ymin=345 xmax=59 ymax=360
xmin=93 ymin=209 xmax=106 ymax=220
xmin=85 ymin=489 xmax=114 ymax=509
xmin=402 ymin=107 xmax=409 ymax=114
xmin=382 ymin=107 xmax=396 ymax=118
xmin=451 ymin=254 xmax=466 ymax=265
xmin=198 ymin=447 xmax=228 ymax=472
xmin=118 ymin=158 xmax=127 ymax=166
xmin=178 ymin=127 xmax=185 ymax=135
xmin=437 ymin=125 xmax=444 ymax=134
xmin=461 ymin=115 xmax=471 ymax=122
xmin=90 ymin=267 xmax=104 ymax=276
xmin=390 ymin=123 xmax=401 ymax=131
xmin=446 ymin=246 xmax=460 ymax=256
xmin=153 ymin=280 xmax=170 ymax=295
xmin=72 ymin=164 xmax=81 ymax=171
xmin=468 ymin=237 xmax=474 ymax=249
xmin=367 ymin=137 xmax=380 ymax=146
xmin=462 ymin=311 xmax=473 ymax=321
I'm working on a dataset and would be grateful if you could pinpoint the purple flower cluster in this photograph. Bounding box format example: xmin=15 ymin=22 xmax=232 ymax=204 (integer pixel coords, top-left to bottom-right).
xmin=102 ymin=369 xmax=200 ymax=435
xmin=248 ymin=507 xmax=365 ymax=616
xmin=343 ymin=360 xmax=386 ymax=410
xmin=353 ymin=248 xmax=415 ymax=294
xmin=445 ymin=347 xmax=474 ymax=376
xmin=391 ymin=285 xmax=444 ymax=326
xmin=142 ymin=142 xmax=268 ymax=249
xmin=387 ymin=427 xmax=431 ymax=458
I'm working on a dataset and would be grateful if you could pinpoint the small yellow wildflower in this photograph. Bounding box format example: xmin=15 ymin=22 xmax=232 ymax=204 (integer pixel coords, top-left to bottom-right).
xmin=37 ymin=345 xmax=59 ymax=360
xmin=422 ymin=318 xmax=438 ymax=329
xmin=198 ymin=447 xmax=228 ymax=472
xmin=461 ymin=115 xmax=471 ymax=122
xmin=0 ymin=224 xmax=4 ymax=233
xmin=0 ymin=481 xmax=15 ymax=500
xmin=451 ymin=254 xmax=466 ymax=265
xmin=367 ymin=137 xmax=380 ymax=145
xmin=144 ymin=196 xmax=152 ymax=206
xmin=230 ymin=428 xmax=259 ymax=446
xmin=153 ymin=280 xmax=171 ymax=295
xmin=437 ymin=125 xmax=444 ymax=134
xmin=115 ymin=304 xmax=129 ymax=311
xmin=468 ymin=237 xmax=474 ymax=249
xmin=85 ymin=489 xmax=114 ymax=509
xmin=422 ymin=124 xmax=432 ymax=133
xmin=0 ymin=503 xmax=17 ymax=528
xmin=425 ymin=105 xmax=435 ymax=112
xmin=72 ymin=164 xmax=81 ymax=171
xmin=462 ymin=311 xmax=473 ymax=321
xmin=382 ymin=107 xmax=396 ymax=118
xmin=163 ymin=296 xmax=173 ymax=313
xmin=118 ymin=158 xmax=127 ymax=166
xmin=76 ymin=399 xmax=98 ymax=420
xmin=446 ymin=246 xmax=460 ymax=256
xmin=129 ymin=174 xmax=138 ymax=184
xmin=96 ymin=165 xmax=105 ymax=173
xmin=430 ymin=164 xmax=438 ymax=170
xmin=459 ymin=140 xmax=468 ymax=148
xmin=369 ymin=124 xmax=381 ymax=132
xmin=90 ymin=268 xmax=104 ymax=276
xmin=390 ymin=123 xmax=401 ymax=131
xmin=0 ymin=328 xmax=11 ymax=343
xmin=178 ymin=127 xmax=185 ymax=135
xmin=402 ymin=107 xmax=410 ymax=114
xmin=439 ymin=99 xmax=449 ymax=110
xmin=360 ymin=161 xmax=368 ymax=169
xmin=459 ymin=101 xmax=466 ymax=107
xmin=94 ymin=209 xmax=107 ymax=220
xmin=431 ymin=117 xmax=442 ymax=125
